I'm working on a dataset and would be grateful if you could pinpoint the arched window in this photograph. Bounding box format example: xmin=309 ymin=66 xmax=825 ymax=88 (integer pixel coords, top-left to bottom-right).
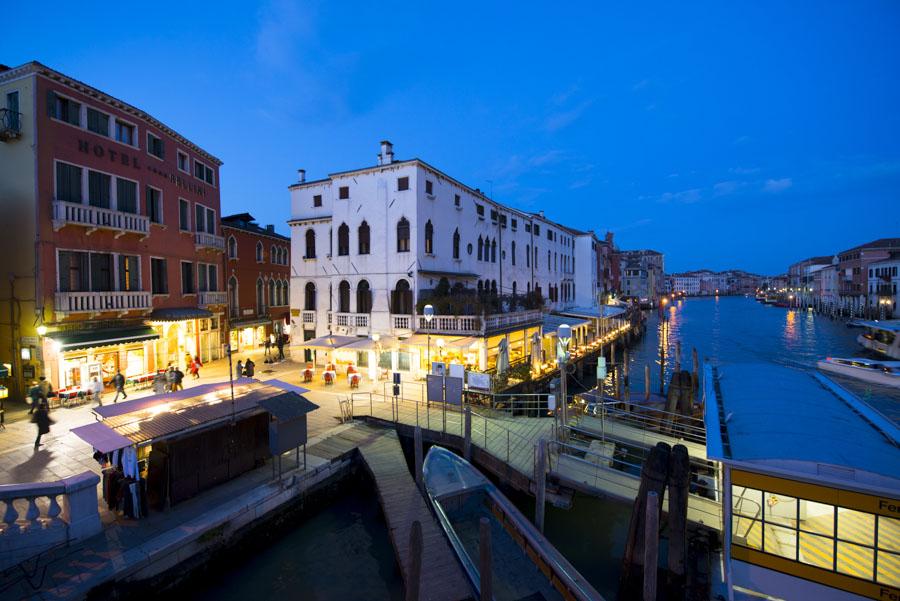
xmin=526 ymin=244 xmax=530 ymax=267
xmin=453 ymin=229 xmax=460 ymax=259
xmin=305 ymin=229 xmax=316 ymax=258
xmin=477 ymin=236 xmax=483 ymax=261
xmin=491 ymin=280 xmax=497 ymax=295
xmin=256 ymin=241 xmax=264 ymax=262
xmin=269 ymin=279 xmax=276 ymax=307
xmin=256 ymin=278 xmax=265 ymax=313
xmin=304 ymin=282 xmax=316 ymax=310
xmin=283 ymin=280 xmax=290 ymax=306
xmin=397 ymin=217 xmax=410 ymax=252
xmin=338 ymin=280 xmax=350 ymax=313
xmin=357 ymin=280 xmax=372 ymax=313
xmin=491 ymin=239 xmax=497 ymax=263
xmin=271 ymin=244 xmax=277 ymax=263
xmin=337 ymin=223 xmax=349 ymax=256
xmin=527 ymin=282 xmax=531 ymax=295
xmin=512 ymin=281 xmax=517 ymax=296
xmin=392 ymin=279 xmax=412 ymax=314
xmin=227 ymin=236 xmax=237 ymax=259
xmin=477 ymin=281 xmax=483 ymax=295
xmin=424 ymin=220 xmax=434 ymax=254
xmin=228 ymin=276 xmax=238 ymax=317
xmin=358 ymin=221 xmax=370 ymax=254
xmin=511 ymin=241 xmax=516 ymax=266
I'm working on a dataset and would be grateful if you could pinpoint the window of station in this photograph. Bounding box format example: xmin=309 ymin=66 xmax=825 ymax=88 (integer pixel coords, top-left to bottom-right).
xmin=731 ymin=484 xmax=899 ymax=587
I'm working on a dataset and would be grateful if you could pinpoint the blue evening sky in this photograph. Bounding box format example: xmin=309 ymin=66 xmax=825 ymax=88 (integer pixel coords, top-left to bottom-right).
xmin=4 ymin=1 xmax=899 ymax=274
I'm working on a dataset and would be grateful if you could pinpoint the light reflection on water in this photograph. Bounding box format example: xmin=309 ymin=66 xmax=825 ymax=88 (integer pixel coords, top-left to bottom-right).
xmin=613 ymin=296 xmax=898 ymax=422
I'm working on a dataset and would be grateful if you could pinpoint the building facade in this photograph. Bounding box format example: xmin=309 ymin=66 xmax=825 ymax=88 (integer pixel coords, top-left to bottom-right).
xmin=288 ymin=141 xmax=602 ymax=377
xmin=867 ymin=255 xmax=899 ymax=319
xmin=222 ymin=213 xmax=291 ymax=352
xmin=836 ymin=238 xmax=900 ymax=312
xmin=617 ymin=249 xmax=664 ymax=302
xmin=0 ymin=61 xmax=225 ymax=401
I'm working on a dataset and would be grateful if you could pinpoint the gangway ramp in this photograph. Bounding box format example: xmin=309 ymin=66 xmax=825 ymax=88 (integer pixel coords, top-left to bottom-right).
xmin=573 ymin=414 xmax=709 ymax=461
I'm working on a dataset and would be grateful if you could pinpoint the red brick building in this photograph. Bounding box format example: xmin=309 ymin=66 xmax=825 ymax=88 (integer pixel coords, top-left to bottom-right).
xmin=221 ymin=213 xmax=291 ymax=354
xmin=0 ymin=61 xmax=226 ymax=400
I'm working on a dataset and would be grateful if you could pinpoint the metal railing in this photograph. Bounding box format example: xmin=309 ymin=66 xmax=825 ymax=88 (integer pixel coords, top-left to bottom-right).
xmin=414 ymin=309 xmax=543 ymax=336
xmin=52 ymin=200 xmax=150 ymax=236
xmin=573 ymin=395 xmax=707 ymax=445
xmin=0 ymin=108 xmax=22 ymax=141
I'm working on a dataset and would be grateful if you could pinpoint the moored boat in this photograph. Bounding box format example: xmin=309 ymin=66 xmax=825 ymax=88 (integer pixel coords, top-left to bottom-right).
xmin=423 ymin=446 xmax=603 ymax=601
xmin=856 ymin=320 xmax=900 ymax=359
xmin=816 ymin=357 xmax=900 ymax=388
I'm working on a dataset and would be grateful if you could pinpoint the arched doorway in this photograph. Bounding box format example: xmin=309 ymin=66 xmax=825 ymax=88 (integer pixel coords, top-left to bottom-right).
xmin=338 ymin=280 xmax=351 ymax=313
xmin=392 ymin=279 xmax=412 ymax=315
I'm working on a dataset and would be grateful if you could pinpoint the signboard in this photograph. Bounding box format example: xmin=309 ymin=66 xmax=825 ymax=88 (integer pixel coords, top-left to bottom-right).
xmin=290 ymin=309 xmax=301 ymax=317
xmin=21 ymin=336 xmax=38 ymax=346
xmin=547 ymin=394 xmax=556 ymax=411
xmin=426 ymin=374 xmax=444 ymax=404
xmin=431 ymin=362 xmax=447 ymax=377
xmin=597 ymin=357 xmax=607 ymax=380
xmin=448 ymin=363 xmax=465 ymax=381
xmin=466 ymin=371 xmax=492 ymax=391
xmin=445 ymin=376 xmax=463 ymax=406
xmin=242 ymin=308 xmax=254 ymax=316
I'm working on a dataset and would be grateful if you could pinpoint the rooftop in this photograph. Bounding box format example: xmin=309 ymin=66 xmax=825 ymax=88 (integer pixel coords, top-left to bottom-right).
xmin=839 ymin=237 xmax=900 ymax=256
xmin=705 ymin=363 xmax=900 ymax=492
xmin=222 ymin=212 xmax=289 ymax=241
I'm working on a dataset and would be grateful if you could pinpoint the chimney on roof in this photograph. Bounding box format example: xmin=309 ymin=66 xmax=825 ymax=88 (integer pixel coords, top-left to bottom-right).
xmin=538 ymin=211 xmax=545 ymax=218
xmin=378 ymin=140 xmax=394 ymax=165
xmin=266 ymin=224 xmax=274 ymax=233
xmin=297 ymin=168 xmax=306 ymax=183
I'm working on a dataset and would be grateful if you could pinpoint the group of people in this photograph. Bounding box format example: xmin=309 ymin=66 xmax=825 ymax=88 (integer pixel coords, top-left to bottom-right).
xmin=234 ymin=358 xmax=255 ymax=378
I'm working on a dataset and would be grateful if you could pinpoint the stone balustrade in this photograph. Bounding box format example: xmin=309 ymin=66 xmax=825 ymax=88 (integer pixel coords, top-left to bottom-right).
xmin=0 ymin=471 xmax=102 ymax=570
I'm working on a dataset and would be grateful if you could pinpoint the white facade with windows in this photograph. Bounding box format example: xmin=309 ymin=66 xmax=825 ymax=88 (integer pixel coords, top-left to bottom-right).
xmin=289 ymin=141 xmax=603 ymax=343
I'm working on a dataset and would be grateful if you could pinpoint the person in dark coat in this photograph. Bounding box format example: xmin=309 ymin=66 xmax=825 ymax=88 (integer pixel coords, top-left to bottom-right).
xmin=28 ymin=381 xmax=41 ymax=414
xmin=32 ymin=403 xmax=52 ymax=448
xmin=112 ymin=370 xmax=127 ymax=402
xmin=276 ymin=335 xmax=285 ymax=361
xmin=173 ymin=367 xmax=184 ymax=391
xmin=244 ymin=359 xmax=255 ymax=377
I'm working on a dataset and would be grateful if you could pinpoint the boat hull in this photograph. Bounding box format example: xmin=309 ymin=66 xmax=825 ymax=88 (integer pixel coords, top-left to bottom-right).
xmin=857 ymin=334 xmax=900 ymax=360
xmin=816 ymin=360 xmax=900 ymax=388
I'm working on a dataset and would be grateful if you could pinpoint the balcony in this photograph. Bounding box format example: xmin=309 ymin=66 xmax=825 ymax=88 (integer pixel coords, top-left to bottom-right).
xmin=195 ymin=232 xmax=226 ymax=252
xmin=330 ymin=312 xmax=370 ymax=336
xmin=52 ymin=200 xmax=150 ymax=238
xmin=391 ymin=314 xmax=413 ymax=335
xmin=301 ymin=310 xmax=316 ymax=329
xmin=415 ymin=309 xmax=543 ymax=336
xmin=0 ymin=109 xmax=22 ymax=142
xmin=198 ymin=290 xmax=227 ymax=307
xmin=55 ymin=290 xmax=152 ymax=316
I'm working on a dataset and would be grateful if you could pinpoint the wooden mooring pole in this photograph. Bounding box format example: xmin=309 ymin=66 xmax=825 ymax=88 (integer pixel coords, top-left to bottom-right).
xmin=623 ymin=348 xmax=630 ymax=409
xmin=414 ymin=425 xmax=424 ymax=492
xmin=643 ymin=491 xmax=659 ymax=601
xmin=692 ymin=346 xmax=699 ymax=393
xmin=675 ymin=341 xmax=682 ymax=372
xmin=479 ymin=517 xmax=493 ymax=601
xmin=406 ymin=520 xmax=423 ymax=601
xmin=644 ymin=365 xmax=650 ymax=401
xmin=534 ymin=438 xmax=547 ymax=533
xmin=667 ymin=445 xmax=690 ymax=599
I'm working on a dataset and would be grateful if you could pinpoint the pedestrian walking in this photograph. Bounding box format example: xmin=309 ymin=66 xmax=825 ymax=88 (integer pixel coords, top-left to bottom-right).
xmin=112 ymin=370 xmax=127 ymax=403
xmin=235 ymin=359 xmax=244 ymax=379
xmin=244 ymin=358 xmax=255 ymax=377
xmin=276 ymin=335 xmax=285 ymax=361
xmin=166 ymin=366 xmax=176 ymax=393
xmin=174 ymin=367 xmax=184 ymax=391
xmin=38 ymin=376 xmax=53 ymax=406
xmin=32 ymin=403 xmax=53 ymax=448
xmin=28 ymin=381 xmax=41 ymax=414
xmin=190 ymin=355 xmax=202 ymax=379
xmin=90 ymin=376 xmax=104 ymax=406
xmin=264 ymin=338 xmax=272 ymax=362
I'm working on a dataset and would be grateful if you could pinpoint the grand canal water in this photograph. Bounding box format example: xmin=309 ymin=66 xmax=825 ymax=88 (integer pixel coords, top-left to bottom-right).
xmin=602 ymin=295 xmax=899 ymax=422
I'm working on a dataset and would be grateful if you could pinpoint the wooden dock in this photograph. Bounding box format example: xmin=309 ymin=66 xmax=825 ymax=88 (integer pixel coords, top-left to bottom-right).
xmin=357 ymin=429 xmax=472 ymax=601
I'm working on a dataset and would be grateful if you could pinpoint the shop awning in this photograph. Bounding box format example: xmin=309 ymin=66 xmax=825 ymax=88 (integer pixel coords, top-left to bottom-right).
xmin=149 ymin=307 xmax=213 ymax=322
xmin=301 ymin=334 xmax=359 ymax=350
xmin=543 ymin=314 xmax=590 ymax=332
xmin=341 ymin=336 xmax=402 ymax=351
xmin=70 ymin=421 xmax=133 ymax=453
xmin=441 ymin=336 xmax=481 ymax=349
xmin=229 ymin=316 xmax=271 ymax=329
xmin=48 ymin=326 xmax=159 ymax=352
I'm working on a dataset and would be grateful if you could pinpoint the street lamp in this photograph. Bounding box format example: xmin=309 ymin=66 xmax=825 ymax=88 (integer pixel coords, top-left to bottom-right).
xmin=557 ymin=323 xmax=571 ymax=441
xmin=424 ymin=304 xmax=434 ymax=375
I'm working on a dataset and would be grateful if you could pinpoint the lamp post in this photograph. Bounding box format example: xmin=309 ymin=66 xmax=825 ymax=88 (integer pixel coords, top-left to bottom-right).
xmin=424 ymin=304 xmax=434 ymax=376
xmin=557 ymin=323 xmax=571 ymax=442
xmin=371 ymin=332 xmax=381 ymax=382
